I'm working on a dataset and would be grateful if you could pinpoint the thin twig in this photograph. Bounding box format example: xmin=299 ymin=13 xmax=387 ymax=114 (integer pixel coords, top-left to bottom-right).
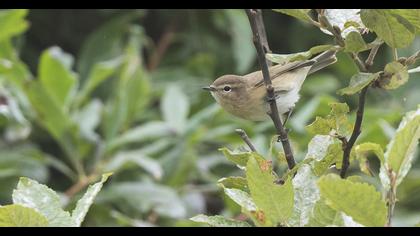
xmin=147 ymin=21 xmax=177 ymax=71
xmin=64 ymin=173 xmax=98 ymax=198
xmin=340 ymin=86 xmax=368 ymax=178
xmin=316 ymin=9 xmax=372 ymax=178
xmin=245 ymin=9 xmax=296 ymax=170
xmin=365 ymin=42 xmax=382 ymax=69
xmin=235 ymin=129 xmax=257 ymax=152
xmin=392 ymin=48 xmax=398 ymax=61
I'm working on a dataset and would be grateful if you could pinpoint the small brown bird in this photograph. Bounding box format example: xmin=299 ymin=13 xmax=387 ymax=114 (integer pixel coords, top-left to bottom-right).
xmin=203 ymin=50 xmax=337 ymax=122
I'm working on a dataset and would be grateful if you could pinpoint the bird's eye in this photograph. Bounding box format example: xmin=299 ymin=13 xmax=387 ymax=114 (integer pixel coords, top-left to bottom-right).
xmin=223 ymin=86 xmax=231 ymax=92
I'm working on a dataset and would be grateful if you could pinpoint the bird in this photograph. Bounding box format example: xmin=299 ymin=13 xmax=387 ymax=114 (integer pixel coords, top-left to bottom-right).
xmin=203 ymin=50 xmax=337 ymax=124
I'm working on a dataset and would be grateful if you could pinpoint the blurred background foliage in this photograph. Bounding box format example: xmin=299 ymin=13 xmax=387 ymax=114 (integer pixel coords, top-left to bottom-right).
xmin=0 ymin=9 xmax=419 ymax=226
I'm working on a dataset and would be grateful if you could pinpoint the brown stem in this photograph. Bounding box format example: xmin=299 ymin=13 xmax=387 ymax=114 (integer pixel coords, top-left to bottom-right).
xmin=365 ymin=42 xmax=382 ymax=69
xmin=235 ymin=129 xmax=257 ymax=152
xmin=147 ymin=21 xmax=177 ymax=71
xmin=340 ymin=86 xmax=368 ymax=178
xmin=245 ymin=9 xmax=296 ymax=170
xmin=316 ymin=10 xmax=372 ymax=178
xmin=64 ymin=173 xmax=98 ymax=198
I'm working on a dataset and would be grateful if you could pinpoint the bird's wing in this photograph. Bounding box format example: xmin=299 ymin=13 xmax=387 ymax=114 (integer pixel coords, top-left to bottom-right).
xmin=250 ymin=60 xmax=315 ymax=91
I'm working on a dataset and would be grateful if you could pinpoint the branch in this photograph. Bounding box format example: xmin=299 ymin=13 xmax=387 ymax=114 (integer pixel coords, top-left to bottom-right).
xmin=340 ymin=86 xmax=368 ymax=178
xmin=245 ymin=9 xmax=296 ymax=170
xmin=235 ymin=129 xmax=257 ymax=152
xmin=365 ymin=42 xmax=382 ymax=69
xmin=147 ymin=21 xmax=177 ymax=71
xmin=316 ymin=10 xmax=373 ymax=178
xmin=64 ymin=173 xmax=98 ymax=198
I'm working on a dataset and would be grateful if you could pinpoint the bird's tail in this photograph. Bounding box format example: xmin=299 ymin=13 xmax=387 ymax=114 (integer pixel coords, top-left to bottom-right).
xmin=308 ymin=50 xmax=338 ymax=75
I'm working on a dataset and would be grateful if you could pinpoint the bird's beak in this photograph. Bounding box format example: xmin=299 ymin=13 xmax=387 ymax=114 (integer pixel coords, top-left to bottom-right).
xmin=202 ymin=85 xmax=216 ymax=92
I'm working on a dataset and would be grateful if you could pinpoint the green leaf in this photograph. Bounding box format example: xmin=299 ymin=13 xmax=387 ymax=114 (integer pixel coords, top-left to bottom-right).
xmin=100 ymin=182 xmax=186 ymax=219
xmin=105 ymin=150 xmax=163 ymax=179
xmin=289 ymin=164 xmax=320 ymax=226
xmin=360 ymin=9 xmax=416 ymax=48
xmin=39 ymin=47 xmax=78 ymax=108
xmin=383 ymin=107 xmax=420 ymax=186
xmin=0 ymin=204 xmax=48 ymax=227
xmin=72 ymin=99 xmax=102 ymax=142
xmin=76 ymin=57 xmax=123 ymax=106
xmin=306 ymin=199 xmax=344 ymax=226
xmin=190 ymin=214 xmax=251 ymax=227
xmin=0 ymin=10 xmax=29 ymax=42
xmin=273 ymin=9 xmax=313 ymax=24
xmin=379 ymin=61 xmax=409 ymax=90
xmin=23 ymin=80 xmax=72 ymax=140
xmin=318 ymin=174 xmax=387 ymax=226
xmin=353 ymin=142 xmax=385 ymax=176
xmin=320 ymin=9 xmax=365 ymax=37
xmin=246 ymin=155 xmax=294 ymax=226
xmin=338 ymin=72 xmax=381 ymax=95
xmin=219 ymin=147 xmax=265 ymax=168
xmin=313 ymin=143 xmax=343 ymax=176
xmin=161 ymin=84 xmax=190 ymax=135
xmin=306 ymin=103 xmax=352 ymax=137
xmin=12 ymin=177 xmax=75 ymax=226
xmin=266 ymin=45 xmax=334 ymax=65
xmin=222 ymin=188 xmax=257 ymax=213
xmin=344 ymin=31 xmax=368 ymax=53
xmin=101 ymin=25 xmax=150 ymax=141
xmin=306 ymin=116 xmax=334 ymax=135
xmin=106 ymin=121 xmax=172 ymax=152
xmin=390 ymin=9 xmax=420 ymax=32
xmin=0 ymin=144 xmax=50 ymax=181
xmin=305 ymin=135 xmax=336 ymax=161
xmin=218 ymin=177 xmax=249 ymax=192
xmin=77 ymin=11 xmax=144 ymax=78
xmin=225 ymin=10 xmax=255 ymax=73
xmin=71 ymin=173 xmax=112 ymax=227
